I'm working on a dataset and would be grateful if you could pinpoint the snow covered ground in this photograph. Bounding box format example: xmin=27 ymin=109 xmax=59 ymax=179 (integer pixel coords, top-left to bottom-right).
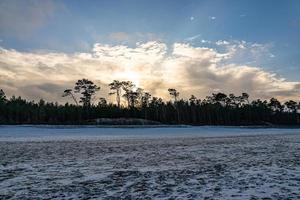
xmin=0 ymin=125 xmax=300 ymax=141
xmin=0 ymin=127 xmax=300 ymax=199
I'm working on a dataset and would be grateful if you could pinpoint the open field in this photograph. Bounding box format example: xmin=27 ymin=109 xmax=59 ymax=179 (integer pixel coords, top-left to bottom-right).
xmin=0 ymin=127 xmax=300 ymax=199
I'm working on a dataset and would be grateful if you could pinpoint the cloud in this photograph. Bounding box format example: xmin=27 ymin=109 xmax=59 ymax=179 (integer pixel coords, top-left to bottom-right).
xmin=108 ymin=32 xmax=132 ymax=41
xmin=209 ymin=16 xmax=216 ymax=20
xmin=0 ymin=41 xmax=299 ymax=104
xmin=216 ymin=40 xmax=230 ymax=46
xmin=214 ymin=40 xmax=275 ymax=64
xmin=185 ymin=34 xmax=201 ymax=42
xmin=0 ymin=0 xmax=59 ymax=38
xmin=269 ymin=53 xmax=275 ymax=58
xmin=95 ymin=32 xmax=163 ymax=45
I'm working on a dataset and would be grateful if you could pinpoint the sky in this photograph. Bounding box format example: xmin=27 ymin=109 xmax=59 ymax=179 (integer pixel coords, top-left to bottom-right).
xmin=0 ymin=0 xmax=300 ymax=103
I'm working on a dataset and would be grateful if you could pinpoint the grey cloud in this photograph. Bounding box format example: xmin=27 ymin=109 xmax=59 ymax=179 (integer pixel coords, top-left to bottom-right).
xmin=36 ymin=83 xmax=65 ymax=93
xmin=294 ymin=83 xmax=300 ymax=90
xmin=37 ymin=62 xmax=54 ymax=72
xmin=0 ymin=0 xmax=59 ymax=38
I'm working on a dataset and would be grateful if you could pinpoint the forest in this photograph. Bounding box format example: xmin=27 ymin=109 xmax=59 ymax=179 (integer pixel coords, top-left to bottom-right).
xmin=0 ymin=79 xmax=299 ymax=125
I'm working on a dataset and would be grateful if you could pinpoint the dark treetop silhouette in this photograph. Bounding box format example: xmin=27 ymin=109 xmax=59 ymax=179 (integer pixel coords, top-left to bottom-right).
xmin=0 ymin=79 xmax=299 ymax=125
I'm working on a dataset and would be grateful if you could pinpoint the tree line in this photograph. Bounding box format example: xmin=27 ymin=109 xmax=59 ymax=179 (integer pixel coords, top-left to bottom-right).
xmin=0 ymin=78 xmax=299 ymax=125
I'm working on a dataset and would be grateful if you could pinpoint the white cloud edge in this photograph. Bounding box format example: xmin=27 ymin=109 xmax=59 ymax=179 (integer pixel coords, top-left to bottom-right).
xmin=0 ymin=40 xmax=299 ymax=103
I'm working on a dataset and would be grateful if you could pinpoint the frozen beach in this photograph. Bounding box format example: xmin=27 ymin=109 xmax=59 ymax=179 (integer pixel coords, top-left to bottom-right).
xmin=0 ymin=126 xmax=300 ymax=199
xmin=0 ymin=125 xmax=300 ymax=141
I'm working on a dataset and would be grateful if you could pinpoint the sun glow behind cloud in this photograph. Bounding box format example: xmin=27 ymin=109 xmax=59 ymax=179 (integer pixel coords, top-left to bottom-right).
xmin=0 ymin=40 xmax=299 ymax=103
